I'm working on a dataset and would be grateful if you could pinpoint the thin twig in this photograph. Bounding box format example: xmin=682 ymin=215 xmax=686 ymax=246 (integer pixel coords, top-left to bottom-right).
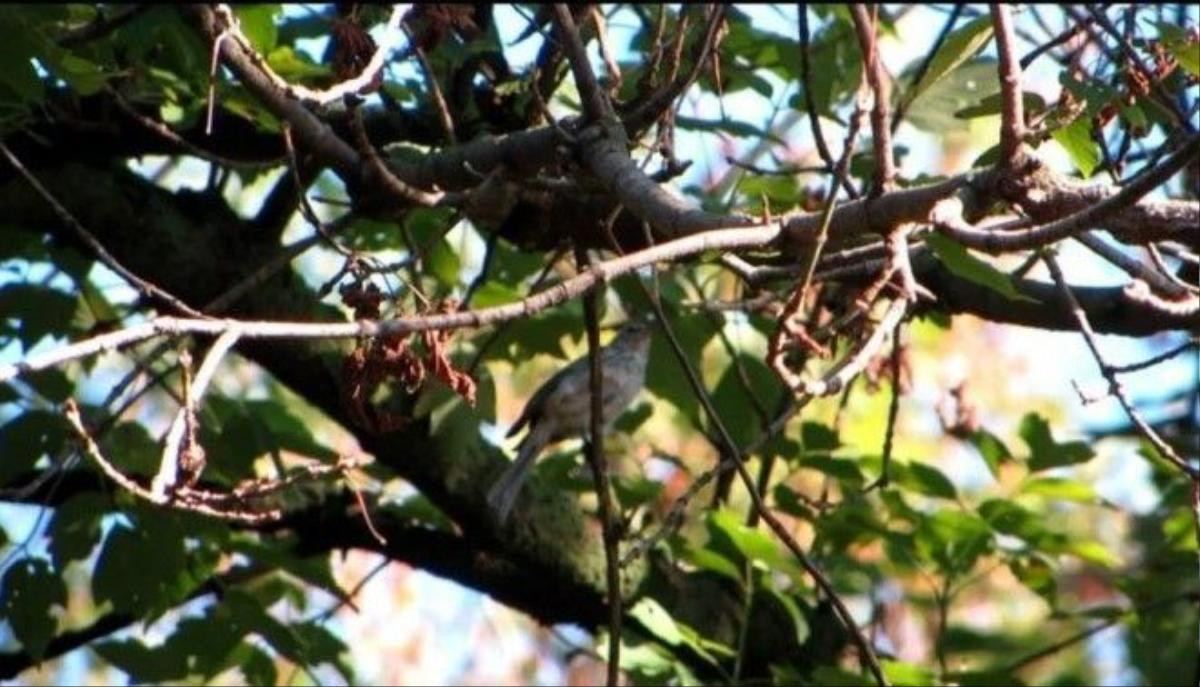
xmin=590 ymin=6 xmax=623 ymax=95
xmin=850 ymin=4 xmax=896 ymax=194
xmin=865 ymin=323 xmax=905 ymax=492
xmin=575 ymin=241 xmax=622 ymax=687
xmin=930 ymin=133 xmax=1200 ymax=252
xmin=1019 ymin=14 xmax=1092 ymax=69
xmin=892 ymin=5 xmax=963 ymax=133
xmin=990 ymin=4 xmax=1026 ymax=163
xmin=1109 ymin=337 xmax=1199 ymax=374
xmin=606 ymin=239 xmax=888 ymax=686
xmin=1044 ymin=253 xmax=1197 ymax=478
xmin=0 ymin=223 xmax=785 ymax=385
xmin=799 ymin=6 xmax=858 ymax=199
xmin=0 ymin=142 xmax=206 ymax=318
xmin=151 ymin=329 xmax=242 ymax=499
xmin=108 ymin=85 xmax=284 ymax=168
xmin=1004 ymin=589 xmax=1199 ymax=673
xmin=402 ymin=23 xmax=456 ymax=145
xmin=552 ymin=4 xmax=617 ymax=125
xmin=1075 ymin=232 xmax=1191 ymax=299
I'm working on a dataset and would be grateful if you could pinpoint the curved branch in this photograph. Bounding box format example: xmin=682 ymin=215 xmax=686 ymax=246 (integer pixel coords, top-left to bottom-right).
xmin=932 ymin=134 xmax=1200 ymax=252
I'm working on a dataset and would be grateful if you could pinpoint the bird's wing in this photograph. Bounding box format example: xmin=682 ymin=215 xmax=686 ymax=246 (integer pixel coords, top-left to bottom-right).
xmin=506 ymin=356 xmax=586 ymax=438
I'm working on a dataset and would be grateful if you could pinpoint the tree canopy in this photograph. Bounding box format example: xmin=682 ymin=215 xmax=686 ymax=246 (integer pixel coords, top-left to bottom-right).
xmin=0 ymin=3 xmax=1197 ymax=685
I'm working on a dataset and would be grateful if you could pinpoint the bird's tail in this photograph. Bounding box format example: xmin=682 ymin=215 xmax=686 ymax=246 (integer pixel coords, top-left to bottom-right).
xmin=486 ymin=423 xmax=551 ymax=523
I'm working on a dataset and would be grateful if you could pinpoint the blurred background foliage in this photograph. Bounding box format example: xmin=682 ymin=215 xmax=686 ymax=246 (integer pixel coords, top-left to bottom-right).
xmin=0 ymin=3 xmax=1197 ymax=686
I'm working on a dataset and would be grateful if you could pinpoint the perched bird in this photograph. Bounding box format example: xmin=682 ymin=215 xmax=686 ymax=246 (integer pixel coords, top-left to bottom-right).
xmin=487 ymin=318 xmax=653 ymax=522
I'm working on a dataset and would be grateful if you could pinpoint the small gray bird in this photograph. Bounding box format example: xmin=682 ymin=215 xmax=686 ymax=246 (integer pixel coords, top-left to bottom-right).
xmin=487 ymin=318 xmax=653 ymax=523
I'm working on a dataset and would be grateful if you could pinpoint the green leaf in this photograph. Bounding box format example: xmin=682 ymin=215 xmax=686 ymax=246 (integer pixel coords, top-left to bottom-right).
xmin=811 ymin=666 xmax=874 ymax=686
xmin=48 ymin=493 xmax=108 ymax=570
xmin=966 ymin=428 xmax=1012 ymax=478
xmin=93 ymin=639 xmax=189 ymax=683
xmin=0 ymin=283 xmax=79 ymax=349
xmin=222 ymin=590 xmax=352 ymax=680
xmin=240 ymin=645 xmax=278 ymax=686
xmin=677 ymin=543 xmax=741 ymax=581
xmin=801 ymin=422 xmax=840 ymax=452
xmin=1019 ymin=413 xmax=1095 ymax=472
xmin=1019 ymin=476 xmax=1097 ymax=503
xmin=883 ymin=659 xmax=937 ymax=686
xmin=382 ymin=493 xmax=455 ymax=531
xmin=926 ymin=232 xmax=1038 ymax=303
xmin=643 ymin=311 xmax=715 ymax=419
xmin=1160 ymin=25 xmax=1200 ymax=77
xmin=1009 ymin=554 xmax=1057 ymax=604
xmin=23 ymin=368 xmax=73 ymax=402
xmin=92 ymin=517 xmax=206 ymax=618
xmin=977 ymin=498 xmax=1046 ymax=541
xmin=801 ymin=16 xmax=863 ymax=118
xmin=44 ymin=50 xmax=109 ymax=96
xmin=267 ymin=46 xmax=330 ymax=82
xmin=0 ymin=15 xmax=44 ymax=104
xmin=800 ymin=455 xmax=864 ymax=488
xmin=772 ymin=484 xmax=816 ymax=520
xmin=709 ymin=509 xmax=786 ymax=569
xmin=426 ymin=238 xmax=462 ymax=287
xmin=1050 ymin=117 xmax=1100 ymax=178
xmin=229 ymin=539 xmax=347 ymax=608
xmin=629 ymin=598 xmax=683 ymax=646
xmin=0 ymin=558 xmax=67 ymax=660
xmin=893 ymin=460 xmax=958 ymax=500
xmin=915 ymin=508 xmax=994 ymax=574
xmin=710 ymin=354 xmax=781 ymax=449
xmin=404 ymin=206 xmax=457 ymax=247
xmin=468 ymin=281 xmax=522 ymax=308
xmin=100 ymin=421 xmax=160 ymax=476
xmin=905 ymin=16 xmax=994 ymax=108
xmin=234 ymin=5 xmax=280 ymax=54
xmin=1065 ymin=539 xmax=1120 ymax=568
xmin=906 ymin=60 xmax=1000 ymax=134
xmin=0 ymin=410 xmax=70 ymax=486
xmin=762 ymin=585 xmax=811 ymax=647
xmin=955 ymin=91 xmax=1046 ymax=119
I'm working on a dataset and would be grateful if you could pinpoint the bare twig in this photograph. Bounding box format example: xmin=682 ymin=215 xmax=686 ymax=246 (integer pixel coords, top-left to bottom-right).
xmin=1075 ymin=232 xmax=1192 ymax=299
xmin=552 ymin=4 xmax=617 ymax=125
xmin=850 ymin=4 xmax=896 ymax=193
xmin=221 ymin=3 xmax=407 ymax=107
xmin=622 ymin=5 xmax=726 ymax=132
xmin=151 ymin=329 xmax=242 ymax=499
xmin=108 ymin=85 xmax=284 ymax=168
xmin=990 ymin=4 xmax=1026 ymax=163
xmin=865 ymin=323 xmax=905 ymax=492
xmin=0 ymin=223 xmax=783 ymax=385
xmin=591 ymin=6 xmax=623 ymax=95
xmin=1044 ymin=253 xmax=1197 ymax=478
xmin=1109 ymin=337 xmax=1199 ymax=374
xmin=798 ymin=6 xmax=858 ymax=199
xmin=64 ymin=399 xmax=279 ymax=522
xmin=401 ymin=23 xmax=456 ymax=144
xmin=1019 ymin=15 xmax=1092 ymax=69
xmin=0 ymin=143 xmax=206 ymax=318
xmin=930 ymin=134 xmax=1200 ymax=253
xmin=575 ymin=242 xmax=622 ymax=687
xmin=892 ymin=5 xmax=963 ymax=133
xmin=1004 ymin=589 xmax=1199 ymax=673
